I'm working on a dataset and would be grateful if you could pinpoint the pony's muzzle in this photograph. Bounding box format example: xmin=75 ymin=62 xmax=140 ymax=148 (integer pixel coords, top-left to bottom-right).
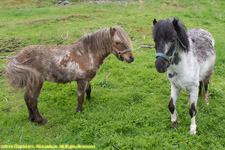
xmin=121 ymin=53 xmax=134 ymax=63
xmin=155 ymin=57 xmax=168 ymax=73
xmin=125 ymin=55 xmax=134 ymax=63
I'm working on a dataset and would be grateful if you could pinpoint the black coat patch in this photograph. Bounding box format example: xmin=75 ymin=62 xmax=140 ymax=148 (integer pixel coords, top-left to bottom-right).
xmin=189 ymin=103 xmax=197 ymax=118
xmin=168 ymin=98 xmax=175 ymax=114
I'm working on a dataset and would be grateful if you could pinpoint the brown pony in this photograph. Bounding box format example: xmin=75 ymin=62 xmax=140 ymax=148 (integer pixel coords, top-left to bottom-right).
xmin=5 ymin=26 xmax=134 ymax=124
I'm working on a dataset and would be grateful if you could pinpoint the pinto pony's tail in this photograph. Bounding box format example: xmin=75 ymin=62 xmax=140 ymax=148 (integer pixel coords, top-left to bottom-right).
xmin=4 ymin=58 xmax=43 ymax=91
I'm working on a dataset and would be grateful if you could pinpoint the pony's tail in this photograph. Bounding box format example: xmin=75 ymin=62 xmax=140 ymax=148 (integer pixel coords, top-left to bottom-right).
xmin=4 ymin=58 xmax=43 ymax=90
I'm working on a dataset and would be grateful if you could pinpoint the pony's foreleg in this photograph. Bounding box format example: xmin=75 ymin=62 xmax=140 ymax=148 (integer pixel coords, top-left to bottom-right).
xmin=86 ymin=82 xmax=91 ymax=100
xmin=203 ymin=80 xmax=209 ymax=105
xmin=76 ymin=80 xmax=88 ymax=114
xmin=169 ymin=84 xmax=180 ymax=128
xmin=189 ymin=87 xmax=198 ymax=134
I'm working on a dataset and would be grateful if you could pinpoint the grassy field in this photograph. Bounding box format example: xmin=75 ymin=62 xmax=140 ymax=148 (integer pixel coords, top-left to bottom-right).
xmin=0 ymin=0 xmax=224 ymax=149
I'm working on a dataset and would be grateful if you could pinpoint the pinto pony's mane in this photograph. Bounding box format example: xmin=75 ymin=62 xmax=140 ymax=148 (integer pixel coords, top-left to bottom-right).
xmin=153 ymin=18 xmax=189 ymax=52
xmin=113 ymin=26 xmax=132 ymax=49
xmin=81 ymin=28 xmax=113 ymax=54
xmin=80 ymin=26 xmax=132 ymax=52
xmin=80 ymin=26 xmax=132 ymax=53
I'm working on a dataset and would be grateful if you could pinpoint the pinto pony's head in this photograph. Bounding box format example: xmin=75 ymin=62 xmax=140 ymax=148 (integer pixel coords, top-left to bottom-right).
xmin=110 ymin=26 xmax=134 ymax=63
xmin=152 ymin=18 xmax=189 ymax=73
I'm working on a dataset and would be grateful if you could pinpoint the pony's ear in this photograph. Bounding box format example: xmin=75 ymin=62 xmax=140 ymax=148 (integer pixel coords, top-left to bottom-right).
xmin=173 ymin=19 xmax=180 ymax=34
xmin=172 ymin=19 xmax=189 ymax=51
xmin=173 ymin=19 xmax=178 ymax=27
xmin=153 ymin=19 xmax=157 ymax=25
xmin=110 ymin=27 xmax=116 ymax=37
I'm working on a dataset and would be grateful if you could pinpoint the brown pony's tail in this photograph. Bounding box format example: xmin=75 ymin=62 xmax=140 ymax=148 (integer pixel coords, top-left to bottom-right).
xmin=4 ymin=58 xmax=43 ymax=90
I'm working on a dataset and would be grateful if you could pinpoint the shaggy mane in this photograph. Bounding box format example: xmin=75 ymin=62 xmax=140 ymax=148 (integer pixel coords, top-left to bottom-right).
xmin=81 ymin=26 xmax=132 ymax=53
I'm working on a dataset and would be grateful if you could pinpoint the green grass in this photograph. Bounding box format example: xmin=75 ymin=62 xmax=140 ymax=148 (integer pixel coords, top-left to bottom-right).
xmin=0 ymin=0 xmax=225 ymax=149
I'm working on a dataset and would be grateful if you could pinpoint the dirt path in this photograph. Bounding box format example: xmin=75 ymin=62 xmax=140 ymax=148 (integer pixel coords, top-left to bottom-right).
xmin=0 ymin=15 xmax=80 ymax=27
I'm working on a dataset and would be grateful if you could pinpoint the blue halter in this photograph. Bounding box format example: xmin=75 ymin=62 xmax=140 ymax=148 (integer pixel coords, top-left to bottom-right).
xmin=117 ymin=49 xmax=132 ymax=60
xmin=121 ymin=49 xmax=132 ymax=54
xmin=155 ymin=36 xmax=186 ymax=67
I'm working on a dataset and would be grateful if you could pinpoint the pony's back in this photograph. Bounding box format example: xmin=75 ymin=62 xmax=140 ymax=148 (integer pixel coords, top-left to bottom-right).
xmin=187 ymin=28 xmax=215 ymax=61
xmin=187 ymin=28 xmax=216 ymax=81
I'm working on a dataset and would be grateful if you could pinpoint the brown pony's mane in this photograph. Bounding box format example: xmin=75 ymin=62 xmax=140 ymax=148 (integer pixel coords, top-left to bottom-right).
xmin=80 ymin=26 xmax=132 ymax=53
xmin=113 ymin=26 xmax=132 ymax=49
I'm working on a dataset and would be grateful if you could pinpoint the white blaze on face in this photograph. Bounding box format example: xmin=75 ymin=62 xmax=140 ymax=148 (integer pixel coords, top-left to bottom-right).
xmin=164 ymin=42 xmax=172 ymax=54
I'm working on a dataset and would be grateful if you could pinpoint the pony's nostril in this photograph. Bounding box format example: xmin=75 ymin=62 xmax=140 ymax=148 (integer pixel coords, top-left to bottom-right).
xmin=129 ymin=56 xmax=134 ymax=61
xmin=157 ymin=61 xmax=164 ymax=68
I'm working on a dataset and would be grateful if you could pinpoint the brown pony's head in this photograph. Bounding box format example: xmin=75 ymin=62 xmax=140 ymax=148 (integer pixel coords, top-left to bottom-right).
xmin=110 ymin=26 xmax=134 ymax=63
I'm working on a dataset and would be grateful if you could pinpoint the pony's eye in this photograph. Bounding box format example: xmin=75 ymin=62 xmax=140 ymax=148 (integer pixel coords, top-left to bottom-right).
xmin=116 ymin=41 xmax=121 ymax=44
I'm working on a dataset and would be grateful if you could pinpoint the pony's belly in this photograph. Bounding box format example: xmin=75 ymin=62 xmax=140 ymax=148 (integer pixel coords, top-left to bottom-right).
xmin=44 ymin=69 xmax=85 ymax=83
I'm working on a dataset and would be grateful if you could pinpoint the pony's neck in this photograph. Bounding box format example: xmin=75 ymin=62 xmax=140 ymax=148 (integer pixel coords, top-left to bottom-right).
xmin=80 ymin=30 xmax=113 ymax=68
xmin=168 ymin=48 xmax=188 ymax=74
xmin=94 ymin=51 xmax=111 ymax=68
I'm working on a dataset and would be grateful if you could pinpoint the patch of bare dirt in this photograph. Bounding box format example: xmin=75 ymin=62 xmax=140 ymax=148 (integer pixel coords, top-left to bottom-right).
xmin=0 ymin=15 xmax=91 ymax=27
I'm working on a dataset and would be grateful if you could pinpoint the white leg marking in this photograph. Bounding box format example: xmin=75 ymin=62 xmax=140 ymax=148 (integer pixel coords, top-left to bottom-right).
xmin=170 ymin=84 xmax=180 ymax=123
xmin=189 ymin=87 xmax=198 ymax=134
xmin=171 ymin=111 xmax=177 ymax=122
xmin=190 ymin=116 xmax=197 ymax=134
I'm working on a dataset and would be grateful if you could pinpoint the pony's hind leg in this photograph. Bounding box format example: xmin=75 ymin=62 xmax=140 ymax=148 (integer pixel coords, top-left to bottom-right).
xmin=204 ymin=79 xmax=210 ymax=105
xmin=169 ymin=84 xmax=180 ymax=128
xmin=199 ymin=81 xmax=203 ymax=96
xmin=25 ymin=82 xmax=47 ymax=124
xmin=86 ymin=82 xmax=91 ymax=100
xmin=24 ymin=91 xmax=34 ymax=122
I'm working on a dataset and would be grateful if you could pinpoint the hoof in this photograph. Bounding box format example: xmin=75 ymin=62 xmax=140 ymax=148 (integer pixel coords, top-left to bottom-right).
xmin=190 ymin=129 xmax=197 ymax=134
xmin=29 ymin=116 xmax=35 ymax=122
xmin=35 ymin=118 xmax=48 ymax=124
xmin=190 ymin=124 xmax=197 ymax=134
xmin=86 ymin=97 xmax=91 ymax=100
xmin=172 ymin=120 xmax=179 ymax=128
xmin=76 ymin=108 xmax=83 ymax=114
xmin=76 ymin=111 xmax=83 ymax=114
xmin=41 ymin=118 xmax=48 ymax=124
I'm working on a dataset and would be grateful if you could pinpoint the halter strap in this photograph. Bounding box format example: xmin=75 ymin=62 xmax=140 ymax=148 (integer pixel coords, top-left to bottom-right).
xmin=121 ymin=49 xmax=132 ymax=54
xmin=115 ymin=49 xmax=132 ymax=60
xmin=155 ymin=53 xmax=170 ymax=62
xmin=177 ymin=36 xmax=186 ymax=49
xmin=155 ymin=36 xmax=185 ymax=67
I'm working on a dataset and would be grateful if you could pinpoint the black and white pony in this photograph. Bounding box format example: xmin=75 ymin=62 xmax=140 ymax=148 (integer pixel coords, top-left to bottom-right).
xmin=152 ymin=18 xmax=216 ymax=134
